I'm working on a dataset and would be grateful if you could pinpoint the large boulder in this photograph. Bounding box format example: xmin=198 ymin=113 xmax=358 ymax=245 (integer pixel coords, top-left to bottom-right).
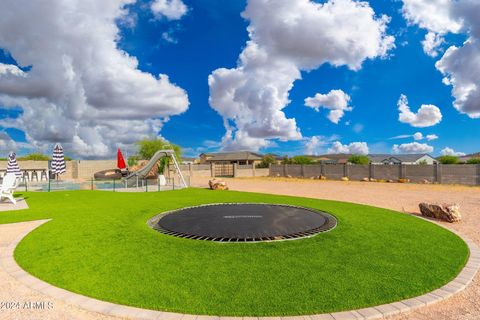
xmin=419 ymin=203 xmax=461 ymax=223
xmin=209 ymin=179 xmax=229 ymax=190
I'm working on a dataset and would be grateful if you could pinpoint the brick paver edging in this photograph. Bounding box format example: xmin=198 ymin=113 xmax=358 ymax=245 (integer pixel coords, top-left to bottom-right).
xmin=1 ymin=218 xmax=479 ymax=320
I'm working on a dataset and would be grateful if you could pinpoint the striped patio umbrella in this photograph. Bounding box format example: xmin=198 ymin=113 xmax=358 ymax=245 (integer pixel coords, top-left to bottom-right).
xmin=51 ymin=143 xmax=66 ymax=175
xmin=6 ymin=152 xmax=21 ymax=177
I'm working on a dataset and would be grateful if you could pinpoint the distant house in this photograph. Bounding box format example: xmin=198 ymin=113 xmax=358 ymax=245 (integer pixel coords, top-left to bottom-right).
xmin=309 ymin=154 xmax=352 ymax=164
xmin=264 ymin=153 xmax=284 ymax=164
xmin=459 ymin=152 xmax=480 ymax=163
xmin=199 ymin=151 xmax=263 ymax=165
xmin=181 ymin=157 xmax=197 ymax=165
xmin=369 ymin=154 xmax=437 ymax=165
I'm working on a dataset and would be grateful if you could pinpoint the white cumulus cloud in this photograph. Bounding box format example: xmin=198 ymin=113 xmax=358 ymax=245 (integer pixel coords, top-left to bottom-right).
xmin=426 ymin=134 xmax=439 ymax=141
xmin=0 ymin=0 xmax=189 ymax=158
xmin=413 ymin=132 xmax=423 ymax=140
xmin=327 ymin=141 xmax=369 ymax=155
xmin=151 ymin=0 xmax=188 ymax=20
xmin=422 ymin=31 xmax=445 ymax=57
xmin=392 ymin=142 xmax=434 ymax=154
xmin=402 ymin=0 xmax=461 ymax=56
xmin=208 ymin=0 xmax=395 ymax=151
xmin=441 ymin=147 xmax=466 ymax=156
xmin=397 ymin=94 xmax=442 ymax=127
xmin=402 ymin=0 xmax=480 ymax=118
xmin=304 ymin=136 xmax=321 ymax=156
xmin=304 ymin=89 xmax=352 ymax=124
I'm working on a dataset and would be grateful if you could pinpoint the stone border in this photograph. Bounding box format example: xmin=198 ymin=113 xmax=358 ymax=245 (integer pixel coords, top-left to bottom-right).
xmin=1 ymin=218 xmax=479 ymax=320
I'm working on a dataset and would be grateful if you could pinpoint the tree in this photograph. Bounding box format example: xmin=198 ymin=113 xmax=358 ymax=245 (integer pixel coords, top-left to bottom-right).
xmin=281 ymin=156 xmax=293 ymax=165
xmin=136 ymin=138 xmax=181 ymax=160
xmin=257 ymin=155 xmax=276 ymax=168
xmin=291 ymin=156 xmax=315 ymax=164
xmin=135 ymin=138 xmax=182 ymax=174
xmin=348 ymin=154 xmax=370 ymax=165
xmin=467 ymin=158 xmax=480 ymax=164
xmin=18 ymin=153 xmax=50 ymax=161
xmin=127 ymin=155 xmax=140 ymax=167
xmin=438 ymin=155 xmax=459 ymax=164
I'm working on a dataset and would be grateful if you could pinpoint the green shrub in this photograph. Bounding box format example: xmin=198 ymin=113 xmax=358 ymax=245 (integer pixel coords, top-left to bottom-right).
xmin=257 ymin=155 xmax=276 ymax=168
xmin=291 ymin=156 xmax=315 ymax=165
xmin=438 ymin=155 xmax=459 ymax=164
xmin=127 ymin=155 xmax=140 ymax=167
xmin=281 ymin=156 xmax=293 ymax=165
xmin=348 ymin=154 xmax=370 ymax=165
xmin=132 ymin=138 xmax=182 ymax=174
xmin=17 ymin=153 xmax=51 ymax=161
xmin=136 ymin=138 xmax=181 ymax=160
xmin=466 ymin=158 xmax=480 ymax=164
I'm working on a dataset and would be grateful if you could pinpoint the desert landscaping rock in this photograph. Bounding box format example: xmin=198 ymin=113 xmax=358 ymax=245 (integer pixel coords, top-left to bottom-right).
xmin=419 ymin=203 xmax=461 ymax=222
xmin=190 ymin=177 xmax=480 ymax=320
xmin=208 ymin=179 xmax=228 ymax=190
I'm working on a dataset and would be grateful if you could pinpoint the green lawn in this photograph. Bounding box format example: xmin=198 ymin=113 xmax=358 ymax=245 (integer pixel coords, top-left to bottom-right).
xmin=0 ymin=189 xmax=469 ymax=316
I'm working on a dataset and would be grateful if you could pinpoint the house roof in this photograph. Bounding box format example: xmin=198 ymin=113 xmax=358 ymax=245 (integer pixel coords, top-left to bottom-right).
xmin=460 ymin=152 xmax=480 ymax=161
xmin=264 ymin=153 xmax=284 ymax=160
xmin=369 ymin=154 xmax=434 ymax=163
xmin=310 ymin=154 xmax=352 ymax=161
xmin=201 ymin=151 xmax=263 ymax=161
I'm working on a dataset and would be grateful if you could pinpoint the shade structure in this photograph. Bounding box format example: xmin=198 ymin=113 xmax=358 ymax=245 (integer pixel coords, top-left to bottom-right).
xmin=6 ymin=152 xmax=21 ymax=177
xmin=51 ymin=143 xmax=66 ymax=175
xmin=117 ymin=148 xmax=127 ymax=170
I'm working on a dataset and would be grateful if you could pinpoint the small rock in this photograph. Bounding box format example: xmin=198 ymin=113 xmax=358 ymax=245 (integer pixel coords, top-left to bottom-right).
xmin=419 ymin=203 xmax=461 ymax=223
xmin=421 ymin=179 xmax=431 ymax=184
xmin=341 ymin=177 xmax=349 ymax=181
xmin=319 ymin=175 xmax=327 ymax=180
xmin=209 ymin=179 xmax=229 ymax=190
xmin=286 ymin=175 xmax=292 ymax=178
xmin=387 ymin=179 xmax=394 ymax=183
xmin=398 ymin=178 xmax=410 ymax=183
xmin=361 ymin=177 xmax=369 ymax=182
xmin=369 ymin=178 xmax=377 ymax=182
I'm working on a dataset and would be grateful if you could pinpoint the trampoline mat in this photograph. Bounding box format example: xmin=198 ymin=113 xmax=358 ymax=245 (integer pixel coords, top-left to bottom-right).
xmin=150 ymin=203 xmax=336 ymax=242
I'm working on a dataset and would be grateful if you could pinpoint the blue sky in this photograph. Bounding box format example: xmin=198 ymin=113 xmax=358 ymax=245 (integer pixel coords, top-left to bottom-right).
xmin=0 ymin=0 xmax=478 ymax=158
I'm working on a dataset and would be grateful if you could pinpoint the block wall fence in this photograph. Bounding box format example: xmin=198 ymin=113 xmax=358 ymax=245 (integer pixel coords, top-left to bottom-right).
xmin=269 ymin=163 xmax=480 ymax=186
xmin=0 ymin=161 xmax=269 ymax=180
xmin=3 ymin=160 xmax=478 ymax=186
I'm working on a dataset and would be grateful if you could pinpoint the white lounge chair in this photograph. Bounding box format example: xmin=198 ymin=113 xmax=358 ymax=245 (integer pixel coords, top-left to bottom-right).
xmin=0 ymin=174 xmax=19 ymax=205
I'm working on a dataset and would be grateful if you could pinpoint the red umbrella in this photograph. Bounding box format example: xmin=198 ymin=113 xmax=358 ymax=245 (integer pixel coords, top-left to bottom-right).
xmin=117 ymin=148 xmax=127 ymax=170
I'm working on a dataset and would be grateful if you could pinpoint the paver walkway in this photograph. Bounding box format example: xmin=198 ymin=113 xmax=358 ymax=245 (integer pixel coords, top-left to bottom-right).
xmin=0 ymin=220 xmax=119 ymax=320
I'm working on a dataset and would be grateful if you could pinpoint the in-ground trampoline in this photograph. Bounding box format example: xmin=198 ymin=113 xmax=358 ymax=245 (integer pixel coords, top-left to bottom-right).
xmin=148 ymin=203 xmax=337 ymax=242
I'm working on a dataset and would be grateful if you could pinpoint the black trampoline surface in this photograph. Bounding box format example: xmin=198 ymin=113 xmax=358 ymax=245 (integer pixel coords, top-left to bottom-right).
xmin=149 ymin=203 xmax=337 ymax=242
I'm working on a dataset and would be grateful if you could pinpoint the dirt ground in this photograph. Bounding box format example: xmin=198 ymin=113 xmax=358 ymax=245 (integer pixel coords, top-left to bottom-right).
xmin=0 ymin=178 xmax=478 ymax=320
xmin=192 ymin=177 xmax=480 ymax=320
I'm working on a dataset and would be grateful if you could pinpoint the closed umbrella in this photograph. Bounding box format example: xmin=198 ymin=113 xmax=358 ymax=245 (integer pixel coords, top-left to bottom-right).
xmin=51 ymin=143 xmax=66 ymax=177
xmin=117 ymin=148 xmax=127 ymax=172
xmin=6 ymin=152 xmax=21 ymax=177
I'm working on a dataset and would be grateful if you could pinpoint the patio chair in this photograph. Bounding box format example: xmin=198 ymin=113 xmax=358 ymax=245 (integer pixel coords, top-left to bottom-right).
xmin=0 ymin=174 xmax=19 ymax=205
xmin=22 ymin=170 xmax=29 ymax=182
xmin=31 ymin=170 xmax=39 ymax=182
xmin=40 ymin=170 xmax=48 ymax=181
